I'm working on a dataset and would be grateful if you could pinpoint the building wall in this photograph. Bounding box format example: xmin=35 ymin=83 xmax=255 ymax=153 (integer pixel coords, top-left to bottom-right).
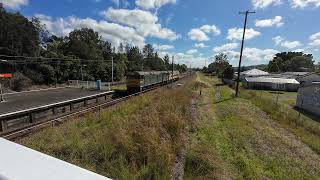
xmin=297 ymin=74 xmax=320 ymax=86
xmin=296 ymin=85 xmax=320 ymax=117
xmin=245 ymin=81 xmax=299 ymax=91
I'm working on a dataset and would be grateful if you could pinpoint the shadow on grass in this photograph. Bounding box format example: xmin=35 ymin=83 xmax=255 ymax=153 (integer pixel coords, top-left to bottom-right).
xmin=214 ymin=97 xmax=235 ymax=104
xmin=294 ymin=107 xmax=320 ymax=122
xmin=198 ymin=97 xmax=235 ymax=106
xmin=215 ymin=83 xmax=225 ymax=87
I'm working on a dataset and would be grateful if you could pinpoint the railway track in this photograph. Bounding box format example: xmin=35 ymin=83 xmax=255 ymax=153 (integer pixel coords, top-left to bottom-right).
xmin=2 ymin=77 xmax=188 ymax=141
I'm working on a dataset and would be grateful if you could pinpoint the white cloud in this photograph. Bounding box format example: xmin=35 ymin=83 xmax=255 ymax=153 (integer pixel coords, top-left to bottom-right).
xmin=255 ymin=16 xmax=284 ymax=27
xmin=252 ymin=0 xmax=282 ymax=9
xmin=102 ymin=8 xmax=179 ymax=41
xmin=227 ymin=28 xmax=261 ymax=41
xmin=188 ymin=24 xmax=220 ymax=41
xmin=186 ymin=49 xmax=198 ymax=54
xmin=221 ymin=48 xmax=279 ymax=65
xmin=200 ymin=25 xmax=221 ymax=36
xmin=280 ymin=40 xmax=302 ymax=49
xmin=135 ymin=0 xmax=176 ymax=9
xmin=293 ymin=48 xmax=305 ymax=52
xmin=35 ymin=14 xmax=146 ymax=48
xmin=188 ymin=29 xmax=209 ymax=41
xmin=0 ymin=0 xmax=28 ymax=9
xmin=290 ymin=0 xmax=320 ymax=8
xmin=153 ymin=44 xmax=174 ymax=50
xmin=213 ymin=43 xmax=238 ymax=53
xmin=309 ymin=32 xmax=320 ymax=46
xmin=272 ymin=36 xmax=302 ymax=49
xmin=194 ymin=43 xmax=208 ymax=48
xmin=110 ymin=0 xmax=130 ymax=7
xmin=272 ymin=36 xmax=284 ymax=45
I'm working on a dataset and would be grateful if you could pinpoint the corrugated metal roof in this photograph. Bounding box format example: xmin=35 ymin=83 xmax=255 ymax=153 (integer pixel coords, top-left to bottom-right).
xmin=241 ymin=69 xmax=269 ymax=76
xmin=0 ymin=138 xmax=110 ymax=180
xmin=281 ymin=72 xmax=311 ymax=76
xmin=245 ymin=77 xmax=300 ymax=84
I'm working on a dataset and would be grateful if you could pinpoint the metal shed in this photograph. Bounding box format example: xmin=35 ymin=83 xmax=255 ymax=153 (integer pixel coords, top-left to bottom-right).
xmin=296 ymin=84 xmax=320 ymax=117
xmin=244 ymin=77 xmax=300 ymax=91
xmin=234 ymin=69 xmax=269 ymax=80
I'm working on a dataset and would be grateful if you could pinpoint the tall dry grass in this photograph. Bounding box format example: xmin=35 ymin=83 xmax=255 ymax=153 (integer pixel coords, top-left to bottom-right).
xmin=20 ymin=77 xmax=195 ymax=179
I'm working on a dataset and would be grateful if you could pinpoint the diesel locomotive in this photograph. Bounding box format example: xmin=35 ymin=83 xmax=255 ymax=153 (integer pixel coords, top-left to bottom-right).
xmin=126 ymin=71 xmax=180 ymax=93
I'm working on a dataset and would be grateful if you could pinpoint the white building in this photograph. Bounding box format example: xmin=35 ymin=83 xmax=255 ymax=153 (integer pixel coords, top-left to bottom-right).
xmin=234 ymin=69 xmax=269 ymax=80
xmin=296 ymin=84 xmax=320 ymax=117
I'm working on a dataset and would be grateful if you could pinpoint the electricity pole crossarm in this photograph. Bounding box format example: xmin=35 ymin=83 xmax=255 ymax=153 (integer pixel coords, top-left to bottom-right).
xmin=235 ymin=10 xmax=255 ymax=97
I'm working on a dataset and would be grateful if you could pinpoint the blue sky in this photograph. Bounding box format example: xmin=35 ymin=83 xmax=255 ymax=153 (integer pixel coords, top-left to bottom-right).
xmin=1 ymin=0 xmax=320 ymax=67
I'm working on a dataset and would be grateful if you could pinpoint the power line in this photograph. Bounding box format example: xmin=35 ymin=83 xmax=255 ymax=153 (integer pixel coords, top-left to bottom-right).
xmin=235 ymin=10 xmax=255 ymax=98
xmin=0 ymin=55 xmax=115 ymax=63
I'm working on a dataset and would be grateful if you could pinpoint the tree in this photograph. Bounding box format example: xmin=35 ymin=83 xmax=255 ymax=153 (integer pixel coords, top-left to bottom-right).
xmin=0 ymin=6 xmax=40 ymax=56
xmin=268 ymin=52 xmax=315 ymax=72
xmin=163 ymin=54 xmax=170 ymax=70
xmin=207 ymin=53 xmax=229 ymax=75
xmin=65 ymin=28 xmax=103 ymax=60
xmin=142 ymin=44 xmax=154 ymax=59
xmin=127 ymin=46 xmax=143 ymax=71
xmin=31 ymin=17 xmax=49 ymax=48
xmin=118 ymin=43 xmax=124 ymax=54
xmin=222 ymin=65 xmax=234 ymax=79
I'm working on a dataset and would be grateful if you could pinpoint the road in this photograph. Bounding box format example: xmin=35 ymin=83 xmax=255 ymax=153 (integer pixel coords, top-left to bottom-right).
xmin=0 ymin=88 xmax=110 ymax=115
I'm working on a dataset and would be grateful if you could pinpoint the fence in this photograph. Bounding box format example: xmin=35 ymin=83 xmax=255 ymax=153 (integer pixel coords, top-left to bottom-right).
xmin=0 ymin=91 xmax=113 ymax=134
xmin=68 ymin=80 xmax=126 ymax=91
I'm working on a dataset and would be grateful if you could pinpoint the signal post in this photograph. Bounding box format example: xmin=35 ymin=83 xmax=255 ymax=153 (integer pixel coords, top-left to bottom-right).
xmin=0 ymin=73 xmax=13 ymax=102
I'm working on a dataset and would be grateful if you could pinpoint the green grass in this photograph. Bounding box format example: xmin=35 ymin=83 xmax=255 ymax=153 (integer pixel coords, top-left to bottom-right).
xmin=184 ymin=72 xmax=320 ymax=179
xmin=111 ymin=84 xmax=127 ymax=91
xmin=240 ymin=88 xmax=320 ymax=154
xmin=20 ymin=77 xmax=195 ymax=179
xmin=243 ymin=89 xmax=297 ymax=107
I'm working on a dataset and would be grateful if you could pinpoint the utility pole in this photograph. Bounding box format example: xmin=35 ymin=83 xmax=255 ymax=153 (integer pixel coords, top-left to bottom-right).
xmin=172 ymin=56 xmax=174 ymax=84
xmin=80 ymin=65 xmax=84 ymax=81
xmin=111 ymin=56 xmax=114 ymax=83
xmin=0 ymin=83 xmax=4 ymax=102
xmin=235 ymin=10 xmax=255 ymax=97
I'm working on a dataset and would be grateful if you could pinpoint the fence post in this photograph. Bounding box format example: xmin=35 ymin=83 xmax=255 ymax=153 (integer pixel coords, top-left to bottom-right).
xmin=29 ymin=113 xmax=34 ymax=123
xmin=70 ymin=103 xmax=74 ymax=111
xmin=52 ymin=107 xmax=57 ymax=115
xmin=108 ymin=83 xmax=111 ymax=91
xmin=0 ymin=83 xmax=4 ymax=102
xmin=0 ymin=120 xmax=8 ymax=132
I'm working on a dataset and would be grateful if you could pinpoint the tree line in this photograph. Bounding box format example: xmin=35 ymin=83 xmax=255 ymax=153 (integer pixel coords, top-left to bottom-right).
xmin=203 ymin=51 xmax=318 ymax=80
xmin=0 ymin=5 xmax=187 ymax=90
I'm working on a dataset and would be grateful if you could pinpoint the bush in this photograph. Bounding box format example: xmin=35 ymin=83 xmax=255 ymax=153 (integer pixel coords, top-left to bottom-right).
xmin=12 ymin=72 xmax=32 ymax=91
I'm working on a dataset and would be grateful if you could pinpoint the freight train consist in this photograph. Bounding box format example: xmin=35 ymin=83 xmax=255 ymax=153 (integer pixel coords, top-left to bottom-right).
xmin=126 ymin=71 xmax=180 ymax=93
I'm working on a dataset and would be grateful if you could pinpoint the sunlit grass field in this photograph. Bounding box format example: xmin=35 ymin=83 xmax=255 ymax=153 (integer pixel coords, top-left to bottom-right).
xmin=184 ymin=73 xmax=320 ymax=179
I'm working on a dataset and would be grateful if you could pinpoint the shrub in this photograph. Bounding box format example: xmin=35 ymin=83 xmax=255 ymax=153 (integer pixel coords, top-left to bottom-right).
xmin=12 ymin=72 xmax=32 ymax=91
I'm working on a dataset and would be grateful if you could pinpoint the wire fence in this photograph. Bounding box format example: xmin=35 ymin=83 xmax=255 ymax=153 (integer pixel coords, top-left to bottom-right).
xmin=68 ymin=80 xmax=126 ymax=91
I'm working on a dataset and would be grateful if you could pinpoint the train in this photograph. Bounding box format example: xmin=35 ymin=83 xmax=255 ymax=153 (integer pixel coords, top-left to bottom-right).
xmin=126 ymin=71 xmax=180 ymax=93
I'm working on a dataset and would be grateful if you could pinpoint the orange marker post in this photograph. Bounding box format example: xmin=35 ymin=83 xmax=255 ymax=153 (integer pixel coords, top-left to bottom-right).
xmin=0 ymin=73 xmax=13 ymax=102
